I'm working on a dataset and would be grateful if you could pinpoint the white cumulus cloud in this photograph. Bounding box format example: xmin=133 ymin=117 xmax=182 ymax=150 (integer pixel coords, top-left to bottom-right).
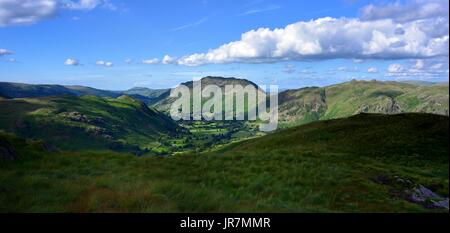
xmin=63 ymin=0 xmax=101 ymax=10
xmin=387 ymin=64 xmax=405 ymax=73
xmin=142 ymin=58 xmax=159 ymax=65
xmin=360 ymin=0 xmax=448 ymax=23
xmin=367 ymin=67 xmax=379 ymax=73
xmin=64 ymin=58 xmax=80 ymax=66
xmin=62 ymin=0 xmax=116 ymax=11
xmin=430 ymin=63 xmax=443 ymax=69
xmin=0 ymin=0 xmax=117 ymax=27
xmin=412 ymin=59 xmax=425 ymax=69
xmin=0 ymin=48 xmax=13 ymax=56
xmin=166 ymin=0 xmax=448 ymax=66
xmin=162 ymin=55 xmax=176 ymax=64
xmin=0 ymin=0 xmax=57 ymax=27
xmin=96 ymin=60 xmax=113 ymax=67
xmin=387 ymin=57 xmax=449 ymax=78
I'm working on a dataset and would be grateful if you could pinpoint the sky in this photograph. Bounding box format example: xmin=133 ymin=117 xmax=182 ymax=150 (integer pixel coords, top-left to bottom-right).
xmin=0 ymin=0 xmax=449 ymax=90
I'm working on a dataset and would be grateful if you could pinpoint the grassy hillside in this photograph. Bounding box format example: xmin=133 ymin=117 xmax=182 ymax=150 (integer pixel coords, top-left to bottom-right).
xmin=279 ymin=80 xmax=449 ymax=127
xmin=0 ymin=95 xmax=183 ymax=153
xmin=1 ymin=113 xmax=447 ymax=212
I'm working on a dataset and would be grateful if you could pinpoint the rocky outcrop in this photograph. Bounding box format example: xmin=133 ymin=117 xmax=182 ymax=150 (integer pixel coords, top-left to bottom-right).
xmin=59 ymin=111 xmax=89 ymax=123
xmin=57 ymin=111 xmax=113 ymax=139
xmin=87 ymin=127 xmax=113 ymax=140
xmin=59 ymin=111 xmax=107 ymax=127
xmin=58 ymin=111 xmax=107 ymax=126
xmin=404 ymin=184 xmax=449 ymax=209
xmin=357 ymin=96 xmax=402 ymax=114
xmin=372 ymin=175 xmax=449 ymax=210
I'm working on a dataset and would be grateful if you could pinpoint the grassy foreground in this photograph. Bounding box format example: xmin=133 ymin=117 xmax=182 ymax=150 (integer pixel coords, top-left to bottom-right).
xmin=0 ymin=113 xmax=448 ymax=212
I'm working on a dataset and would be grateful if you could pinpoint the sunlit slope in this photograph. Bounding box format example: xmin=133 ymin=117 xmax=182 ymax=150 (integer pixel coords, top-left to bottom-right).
xmin=279 ymin=80 xmax=449 ymax=127
xmin=0 ymin=95 xmax=182 ymax=152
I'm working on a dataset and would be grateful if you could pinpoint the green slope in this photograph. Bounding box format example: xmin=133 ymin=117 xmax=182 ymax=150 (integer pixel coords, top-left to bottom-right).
xmin=279 ymin=80 xmax=449 ymax=127
xmin=1 ymin=113 xmax=447 ymax=212
xmin=0 ymin=95 xmax=183 ymax=153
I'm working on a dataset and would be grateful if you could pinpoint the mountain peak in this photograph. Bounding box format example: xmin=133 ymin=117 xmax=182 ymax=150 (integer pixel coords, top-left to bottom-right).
xmin=180 ymin=76 xmax=258 ymax=88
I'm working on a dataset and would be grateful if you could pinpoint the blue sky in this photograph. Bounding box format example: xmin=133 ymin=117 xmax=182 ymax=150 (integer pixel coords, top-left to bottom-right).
xmin=0 ymin=0 xmax=448 ymax=90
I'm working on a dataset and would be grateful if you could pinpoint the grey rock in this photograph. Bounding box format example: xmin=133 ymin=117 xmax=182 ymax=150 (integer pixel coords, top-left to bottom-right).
xmin=432 ymin=199 xmax=449 ymax=210
xmin=404 ymin=185 xmax=448 ymax=209
xmin=372 ymin=174 xmax=449 ymax=210
xmin=60 ymin=111 xmax=89 ymax=123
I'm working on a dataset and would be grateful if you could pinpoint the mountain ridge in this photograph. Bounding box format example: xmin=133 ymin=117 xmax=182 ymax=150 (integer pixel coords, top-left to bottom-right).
xmin=2 ymin=78 xmax=449 ymax=127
